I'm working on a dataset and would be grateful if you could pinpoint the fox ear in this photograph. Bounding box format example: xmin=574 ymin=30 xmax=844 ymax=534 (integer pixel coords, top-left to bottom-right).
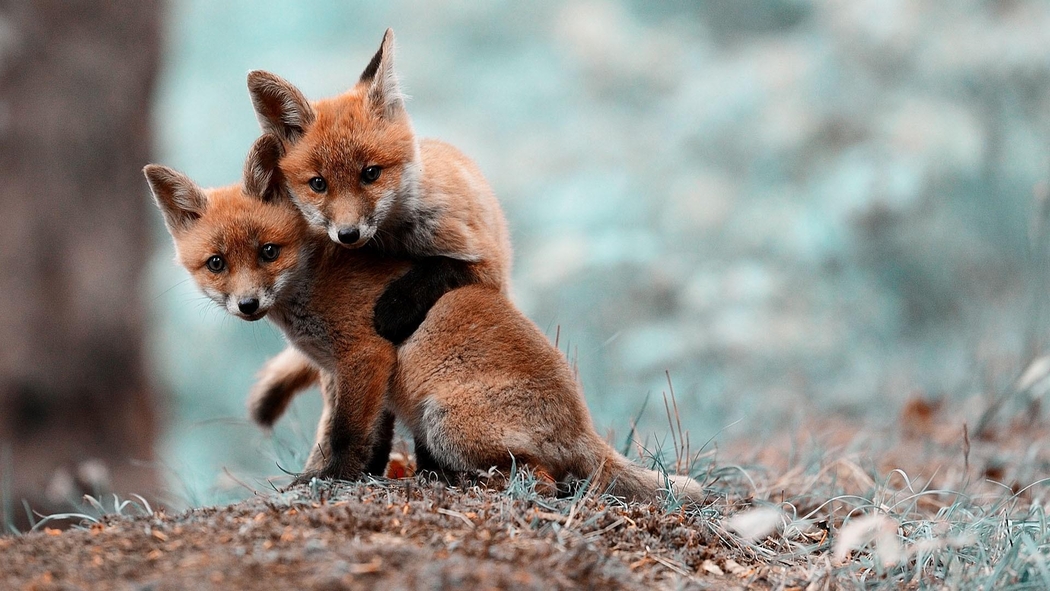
xmin=243 ymin=134 xmax=288 ymax=203
xmin=247 ymin=70 xmax=316 ymax=144
xmin=143 ymin=164 xmax=207 ymax=233
xmin=359 ymin=28 xmax=405 ymax=118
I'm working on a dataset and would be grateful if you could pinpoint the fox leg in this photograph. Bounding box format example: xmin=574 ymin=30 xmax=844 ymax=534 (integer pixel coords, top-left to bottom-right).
xmin=293 ymin=341 xmax=397 ymax=485
xmin=415 ymin=397 xmax=567 ymax=492
xmin=372 ymin=257 xmax=478 ymax=344
xmin=363 ymin=409 xmax=395 ymax=476
xmin=302 ymin=370 xmax=336 ymax=472
xmin=296 ymin=367 xmax=394 ymax=476
xmin=412 ymin=439 xmax=458 ymax=483
xmin=247 ymin=347 xmax=319 ymax=428
xmin=414 ymin=439 xmax=439 ymax=473
xmin=251 ymin=351 xmax=393 ymax=476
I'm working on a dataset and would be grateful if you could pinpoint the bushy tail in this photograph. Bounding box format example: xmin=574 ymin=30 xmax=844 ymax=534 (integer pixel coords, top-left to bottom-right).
xmin=247 ymin=347 xmax=320 ymax=428
xmin=579 ymin=439 xmax=705 ymax=506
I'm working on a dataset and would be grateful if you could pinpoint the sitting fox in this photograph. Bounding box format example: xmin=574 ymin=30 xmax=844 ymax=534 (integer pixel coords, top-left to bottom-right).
xmin=145 ymin=134 xmax=704 ymax=503
xmin=245 ymin=30 xmax=513 ymax=446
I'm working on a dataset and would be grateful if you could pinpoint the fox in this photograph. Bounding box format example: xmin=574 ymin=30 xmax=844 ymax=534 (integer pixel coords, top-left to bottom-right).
xmin=245 ymin=28 xmax=513 ymax=432
xmin=146 ymin=134 xmax=705 ymax=504
xmin=144 ymin=136 xmax=468 ymax=480
xmin=246 ymin=28 xmax=511 ymax=287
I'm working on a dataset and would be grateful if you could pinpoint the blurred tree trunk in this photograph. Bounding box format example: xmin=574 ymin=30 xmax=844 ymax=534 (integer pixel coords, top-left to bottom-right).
xmin=0 ymin=1 xmax=161 ymax=529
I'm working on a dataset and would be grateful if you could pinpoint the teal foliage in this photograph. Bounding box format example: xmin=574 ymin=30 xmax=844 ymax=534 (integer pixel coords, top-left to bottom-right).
xmin=147 ymin=0 xmax=1050 ymax=503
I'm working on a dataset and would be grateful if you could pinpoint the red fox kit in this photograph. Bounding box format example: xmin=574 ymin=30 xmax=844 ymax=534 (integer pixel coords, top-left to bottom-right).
xmin=246 ymin=28 xmax=512 ymax=418
xmin=147 ymin=135 xmax=704 ymax=503
xmin=247 ymin=29 xmax=511 ymax=287
xmin=145 ymin=136 xmax=446 ymax=480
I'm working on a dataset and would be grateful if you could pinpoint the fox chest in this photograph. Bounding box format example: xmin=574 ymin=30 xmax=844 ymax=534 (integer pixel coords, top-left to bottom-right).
xmin=269 ymin=302 xmax=335 ymax=370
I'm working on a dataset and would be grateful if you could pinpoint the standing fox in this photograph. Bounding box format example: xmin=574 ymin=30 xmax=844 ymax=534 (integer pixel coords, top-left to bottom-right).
xmin=245 ymin=29 xmax=512 ymax=436
xmin=146 ymin=134 xmax=704 ymax=503
xmin=146 ymin=137 xmax=417 ymax=480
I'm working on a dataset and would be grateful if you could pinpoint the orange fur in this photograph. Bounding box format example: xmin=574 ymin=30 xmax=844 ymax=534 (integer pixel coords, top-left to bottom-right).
xmin=392 ymin=285 xmax=705 ymax=503
xmin=248 ymin=347 xmax=320 ymax=429
xmin=146 ymin=140 xmax=409 ymax=481
xmin=247 ymin=29 xmax=513 ymax=417
xmin=247 ymin=29 xmax=512 ymax=290
xmin=147 ymin=135 xmax=704 ymax=502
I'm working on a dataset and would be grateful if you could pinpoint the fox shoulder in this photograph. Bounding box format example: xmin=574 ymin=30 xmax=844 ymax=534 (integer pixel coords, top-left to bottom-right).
xmin=412 ymin=139 xmax=512 ymax=284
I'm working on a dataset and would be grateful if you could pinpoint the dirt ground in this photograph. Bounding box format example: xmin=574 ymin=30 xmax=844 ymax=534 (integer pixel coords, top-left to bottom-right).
xmin=3 ymin=395 xmax=1048 ymax=590
xmin=0 ymin=478 xmax=760 ymax=591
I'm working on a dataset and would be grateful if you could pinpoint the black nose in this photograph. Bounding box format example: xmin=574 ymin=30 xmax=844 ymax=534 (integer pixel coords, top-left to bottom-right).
xmin=238 ymin=298 xmax=260 ymax=315
xmin=337 ymin=227 xmax=361 ymax=245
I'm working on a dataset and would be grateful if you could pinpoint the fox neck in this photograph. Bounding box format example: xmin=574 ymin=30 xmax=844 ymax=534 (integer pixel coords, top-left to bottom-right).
xmin=263 ymin=239 xmax=337 ymax=370
xmin=373 ymin=141 xmax=465 ymax=258
xmin=370 ymin=139 xmax=431 ymax=252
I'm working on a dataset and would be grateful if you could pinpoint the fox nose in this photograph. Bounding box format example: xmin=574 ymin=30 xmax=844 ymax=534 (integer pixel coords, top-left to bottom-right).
xmin=238 ymin=298 xmax=260 ymax=315
xmin=336 ymin=227 xmax=361 ymax=245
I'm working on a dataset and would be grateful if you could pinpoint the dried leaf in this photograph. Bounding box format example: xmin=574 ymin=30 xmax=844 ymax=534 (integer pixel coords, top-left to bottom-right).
xmin=701 ymin=559 xmax=724 ymax=576
xmin=724 ymin=558 xmax=746 ymax=575
xmin=1016 ymin=355 xmax=1050 ymax=392
xmin=726 ymin=506 xmax=782 ymax=541
xmin=833 ymin=514 xmax=901 ymax=567
xmin=347 ymin=557 xmax=382 ymax=574
xmin=900 ymin=396 xmax=941 ymax=438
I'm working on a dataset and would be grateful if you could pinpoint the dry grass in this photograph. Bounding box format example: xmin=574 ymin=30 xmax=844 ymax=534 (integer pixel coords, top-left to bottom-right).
xmin=4 ymin=385 xmax=1050 ymax=589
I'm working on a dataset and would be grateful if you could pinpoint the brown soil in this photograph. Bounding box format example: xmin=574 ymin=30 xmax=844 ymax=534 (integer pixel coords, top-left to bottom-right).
xmin=0 ymin=479 xmax=756 ymax=591
xmin=4 ymin=396 xmax=1046 ymax=590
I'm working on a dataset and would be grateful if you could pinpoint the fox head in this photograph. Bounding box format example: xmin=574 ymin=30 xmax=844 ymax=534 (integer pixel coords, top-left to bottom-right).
xmin=145 ymin=135 xmax=312 ymax=322
xmin=247 ymin=28 xmax=421 ymax=250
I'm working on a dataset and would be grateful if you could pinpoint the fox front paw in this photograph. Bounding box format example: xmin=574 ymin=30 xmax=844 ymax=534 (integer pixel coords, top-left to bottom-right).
xmin=288 ymin=469 xmax=328 ymax=489
xmin=288 ymin=468 xmax=349 ymax=489
xmin=288 ymin=456 xmax=366 ymax=488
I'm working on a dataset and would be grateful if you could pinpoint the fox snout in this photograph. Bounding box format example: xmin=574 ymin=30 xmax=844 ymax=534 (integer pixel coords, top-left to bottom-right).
xmin=226 ymin=293 xmax=269 ymax=321
xmin=328 ymin=223 xmax=376 ymax=249
xmin=237 ymin=297 xmax=260 ymax=315
xmin=336 ymin=227 xmax=360 ymax=245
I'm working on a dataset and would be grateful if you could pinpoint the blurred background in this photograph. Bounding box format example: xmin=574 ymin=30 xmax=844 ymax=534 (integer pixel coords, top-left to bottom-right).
xmin=3 ymin=0 xmax=1050 ymax=517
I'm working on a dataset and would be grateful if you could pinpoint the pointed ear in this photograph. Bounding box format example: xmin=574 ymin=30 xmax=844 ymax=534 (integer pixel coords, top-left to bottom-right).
xmin=143 ymin=164 xmax=207 ymax=233
xmin=359 ymin=28 xmax=405 ymax=118
xmin=243 ymin=134 xmax=288 ymax=203
xmin=247 ymin=70 xmax=316 ymax=144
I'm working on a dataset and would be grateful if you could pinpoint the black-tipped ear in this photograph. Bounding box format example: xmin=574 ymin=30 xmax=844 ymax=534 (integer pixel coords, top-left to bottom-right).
xmin=244 ymin=134 xmax=287 ymax=203
xmin=247 ymin=70 xmax=316 ymax=144
xmin=143 ymin=164 xmax=207 ymax=233
xmin=360 ymin=28 xmax=405 ymax=118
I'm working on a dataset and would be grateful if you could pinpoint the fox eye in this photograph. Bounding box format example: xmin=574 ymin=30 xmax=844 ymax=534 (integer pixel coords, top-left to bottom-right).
xmin=308 ymin=176 xmax=327 ymax=193
xmin=361 ymin=165 xmax=382 ymax=184
xmin=206 ymin=255 xmax=225 ymax=273
xmin=260 ymin=243 xmax=280 ymax=262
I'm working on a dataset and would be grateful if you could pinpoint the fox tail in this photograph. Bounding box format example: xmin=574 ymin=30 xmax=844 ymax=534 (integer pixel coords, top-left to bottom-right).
xmin=247 ymin=347 xmax=320 ymax=428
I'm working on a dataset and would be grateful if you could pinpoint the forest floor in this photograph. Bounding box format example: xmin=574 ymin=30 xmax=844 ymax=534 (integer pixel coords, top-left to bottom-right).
xmin=3 ymin=394 xmax=1050 ymax=590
